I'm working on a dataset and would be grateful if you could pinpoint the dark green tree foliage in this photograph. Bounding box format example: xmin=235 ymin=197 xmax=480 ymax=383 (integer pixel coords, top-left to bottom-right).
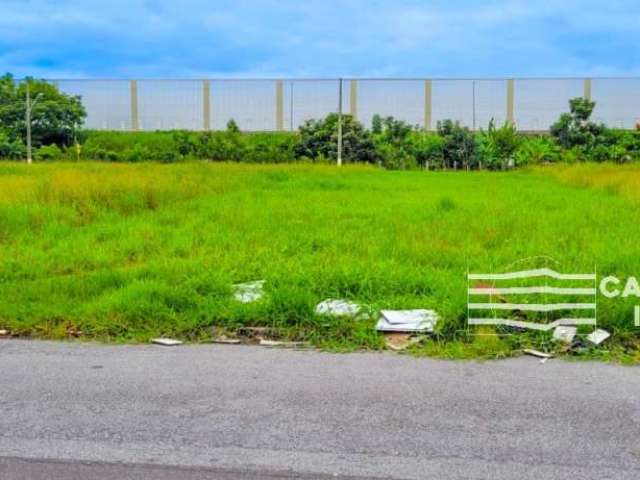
xmin=437 ymin=119 xmax=478 ymax=169
xmin=295 ymin=113 xmax=378 ymax=163
xmin=371 ymin=115 xmax=416 ymax=169
xmin=550 ymin=98 xmax=605 ymax=150
xmin=0 ymin=73 xmax=86 ymax=148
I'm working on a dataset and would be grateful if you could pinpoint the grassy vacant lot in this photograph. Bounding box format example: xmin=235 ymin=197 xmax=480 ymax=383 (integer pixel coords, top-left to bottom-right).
xmin=1 ymin=162 xmax=639 ymax=361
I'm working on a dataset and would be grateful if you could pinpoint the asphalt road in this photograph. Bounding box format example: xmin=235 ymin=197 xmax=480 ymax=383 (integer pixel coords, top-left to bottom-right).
xmin=0 ymin=340 xmax=639 ymax=480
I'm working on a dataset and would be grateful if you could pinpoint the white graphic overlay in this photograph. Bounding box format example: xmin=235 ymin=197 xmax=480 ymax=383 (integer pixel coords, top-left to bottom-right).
xmin=468 ymin=268 xmax=597 ymax=332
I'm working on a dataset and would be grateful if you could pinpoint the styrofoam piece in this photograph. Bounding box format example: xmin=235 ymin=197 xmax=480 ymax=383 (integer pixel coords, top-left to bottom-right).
xmin=233 ymin=280 xmax=265 ymax=303
xmin=315 ymin=299 xmax=362 ymax=317
xmin=552 ymin=326 xmax=577 ymax=344
xmin=376 ymin=309 xmax=438 ymax=333
xmin=586 ymin=329 xmax=611 ymax=346
xmin=151 ymin=338 xmax=183 ymax=346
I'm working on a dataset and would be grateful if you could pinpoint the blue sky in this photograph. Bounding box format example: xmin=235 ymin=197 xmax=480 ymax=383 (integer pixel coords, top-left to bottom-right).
xmin=1 ymin=0 xmax=639 ymax=78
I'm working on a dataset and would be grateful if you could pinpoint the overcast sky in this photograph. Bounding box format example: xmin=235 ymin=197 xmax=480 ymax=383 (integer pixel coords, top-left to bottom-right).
xmin=1 ymin=0 xmax=639 ymax=78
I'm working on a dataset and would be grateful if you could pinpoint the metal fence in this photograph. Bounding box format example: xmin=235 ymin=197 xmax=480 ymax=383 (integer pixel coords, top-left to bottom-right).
xmin=47 ymin=78 xmax=640 ymax=132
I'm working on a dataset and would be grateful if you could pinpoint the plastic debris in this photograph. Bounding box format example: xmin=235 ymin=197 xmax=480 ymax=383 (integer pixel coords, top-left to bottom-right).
xmin=315 ymin=299 xmax=362 ymax=317
xmin=376 ymin=310 xmax=438 ymax=333
xmin=524 ymin=349 xmax=554 ymax=359
xmin=259 ymin=339 xmax=310 ymax=348
xmin=552 ymin=326 xmax=577 ymax=344
xmin=233 ymin=280 xmax=265 ymax=303
xmin=0 ymin=329 xmax=9 ymax=337
xmin=586 ymin=329 xmax=611 ymax=346
xmin=151 ymin=338 xmax=183 ymax=346
xmin=212 ymin=336 xmax=241 ymax=345
xmin=384 ymin=332 xmax=423 ymax=351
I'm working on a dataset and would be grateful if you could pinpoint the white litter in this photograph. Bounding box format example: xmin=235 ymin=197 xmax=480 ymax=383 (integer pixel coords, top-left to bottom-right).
xmin=524 ymin=349 xmax=553 ymax=359
xmin=151 ymin=338 xmax=183 ymax=346
xmin=586 ymin=329 xmax=611 ymax=346
xmin=0 ymin=329 xmax=9 ymax=337
xmin=552 ymin=326 xmax=577 ymax=344
xmin=315 ymin=299 xmax=362 ymax=317
xmin=376 ymin=310 xmax=438 ymax=333
xmin=233 ymin=280 xmax=265 ymax=303
xmin=259 ymin=339 xmax=310 ymax=348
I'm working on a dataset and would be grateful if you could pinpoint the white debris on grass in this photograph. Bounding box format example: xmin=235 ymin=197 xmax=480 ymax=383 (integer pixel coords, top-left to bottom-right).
xmin=0 ymin=329 xmax=9 ymax=337
xmin=151 ymin=338 xmax=183 ymax=346
xmin=552 ymin=326 xmax=577 ymax=344
xmin=315 ymin=299 xmax=362 ymax=317
xmin=259 ymin=339 xmax=310 ymax=348
xmin=586 ymin=329 xmax=611 ymax=346
xmin=524 ymin=349 xmax=554 ymax=359
xmin=376 ymin=310 xmax=438 ymax=333
xmin=233 ymin=280 xmax=265 ymax=303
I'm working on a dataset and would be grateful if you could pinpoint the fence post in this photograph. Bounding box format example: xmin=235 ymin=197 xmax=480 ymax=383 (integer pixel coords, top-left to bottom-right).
xmin=276 ymin=80 xmax=284 ymax=131
xmin=130 ymin=80 xmax=139 ymax=131
xmin=424 ymin=79 xmax=432 ymax=131
xmin=202 ymin=80 xmax=211 ymax=131
xmin=506 ymin=79 xmax=515 ymax=126
xmin=337 ymin=78 xmax=343 ymax=167
xmin=584 ymin=78 xmax=592 ymax=101
xmin=349 ymin=80 xmax=358 ymax=120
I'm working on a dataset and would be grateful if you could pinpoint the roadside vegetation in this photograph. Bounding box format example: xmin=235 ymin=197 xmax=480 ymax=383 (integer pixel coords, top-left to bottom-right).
xmin=2 ymin=74 xmax=640 ymax=168
xmin=0 ymin=162 xmax=640 ymax=362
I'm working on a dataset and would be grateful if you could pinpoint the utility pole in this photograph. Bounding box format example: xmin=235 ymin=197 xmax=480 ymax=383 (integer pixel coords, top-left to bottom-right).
xmin=26 ymin=83 xmax=32 ymax=164
xmin=337 ymin=78 xmax=343 ymax=167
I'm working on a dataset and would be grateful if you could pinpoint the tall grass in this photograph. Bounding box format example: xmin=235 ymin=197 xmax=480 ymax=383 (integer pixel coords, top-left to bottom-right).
xmin=0 ymin=162 xmax=639 ymax=360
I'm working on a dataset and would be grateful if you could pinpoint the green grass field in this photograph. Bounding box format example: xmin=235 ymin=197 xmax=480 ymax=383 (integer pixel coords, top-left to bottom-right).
xmin=1 ymin=162 xmax=639 ymax=361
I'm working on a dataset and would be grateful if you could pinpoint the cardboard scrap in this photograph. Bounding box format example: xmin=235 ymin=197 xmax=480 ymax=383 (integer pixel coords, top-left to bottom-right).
xmin=233 ymin=280 xmax=265 ymax=303
xmin=151 ymin=338 xmax=183 ymax=346
xmin=315 ymin=299 xmax=362 ymax=317
xmin=552 ymin=326 xmax=577 ymax=344
xmin=586 ymin=329 xmax=611 ymax=346
xmin=384 ymin=332 xmax=423 ymax=351
xmin=376 ymin=310 xmax=438 ymax=333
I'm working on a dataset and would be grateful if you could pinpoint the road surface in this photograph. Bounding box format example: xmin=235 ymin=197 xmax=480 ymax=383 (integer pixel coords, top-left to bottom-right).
xmin=0 ymin=339 xmax=639 ymax=479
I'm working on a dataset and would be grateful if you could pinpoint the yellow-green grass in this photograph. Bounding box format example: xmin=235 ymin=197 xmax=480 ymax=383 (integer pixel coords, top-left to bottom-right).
xmin=0 ymin=162 xmax=639 ymax=361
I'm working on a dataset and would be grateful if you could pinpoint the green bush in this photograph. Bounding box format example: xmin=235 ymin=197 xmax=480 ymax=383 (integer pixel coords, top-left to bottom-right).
xmin=34 ymin=144 xmax=63 ymax=161
xmin=408 ymin=132 xmax=445 ymax=169
xmin=0 ymin=131 xmax=26 ymax=160
xmin=296 ymin=113 xmax=378 ymax=164
xmin=514 ymin=136 xmax=561 ymax=165
xmin=437 ymin=120 xmax=478 ymax=169
xmin=478 ymin=120 xmax=522 ymax=170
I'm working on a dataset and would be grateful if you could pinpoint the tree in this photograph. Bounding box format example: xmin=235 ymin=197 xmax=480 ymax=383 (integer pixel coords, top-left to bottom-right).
xmin=550 ymin=97 xmax=605 ymax=150
xmin=0 ymin=73 xmax=86 ymax=148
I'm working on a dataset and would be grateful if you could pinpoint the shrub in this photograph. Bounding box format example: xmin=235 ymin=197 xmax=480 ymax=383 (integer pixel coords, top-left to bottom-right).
xmin=408 ymin=132 xmax=444 ymax=169
xmin=478 ymin=120 xmax=522 ymax=170
xmin=372 ymin=116 xmax=417 ymax=169
xmin=296 ymin=113 xmax=378 ymax=164
xmin=0 ymin=131 xmax=26 ymax=160
xmin=514 ymin=136 xmax=561 ymax=165
xmin=34 ymin=144 xmax=63 ymax=161
xmin=437 ymin=120 xmax=478 ymax=169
